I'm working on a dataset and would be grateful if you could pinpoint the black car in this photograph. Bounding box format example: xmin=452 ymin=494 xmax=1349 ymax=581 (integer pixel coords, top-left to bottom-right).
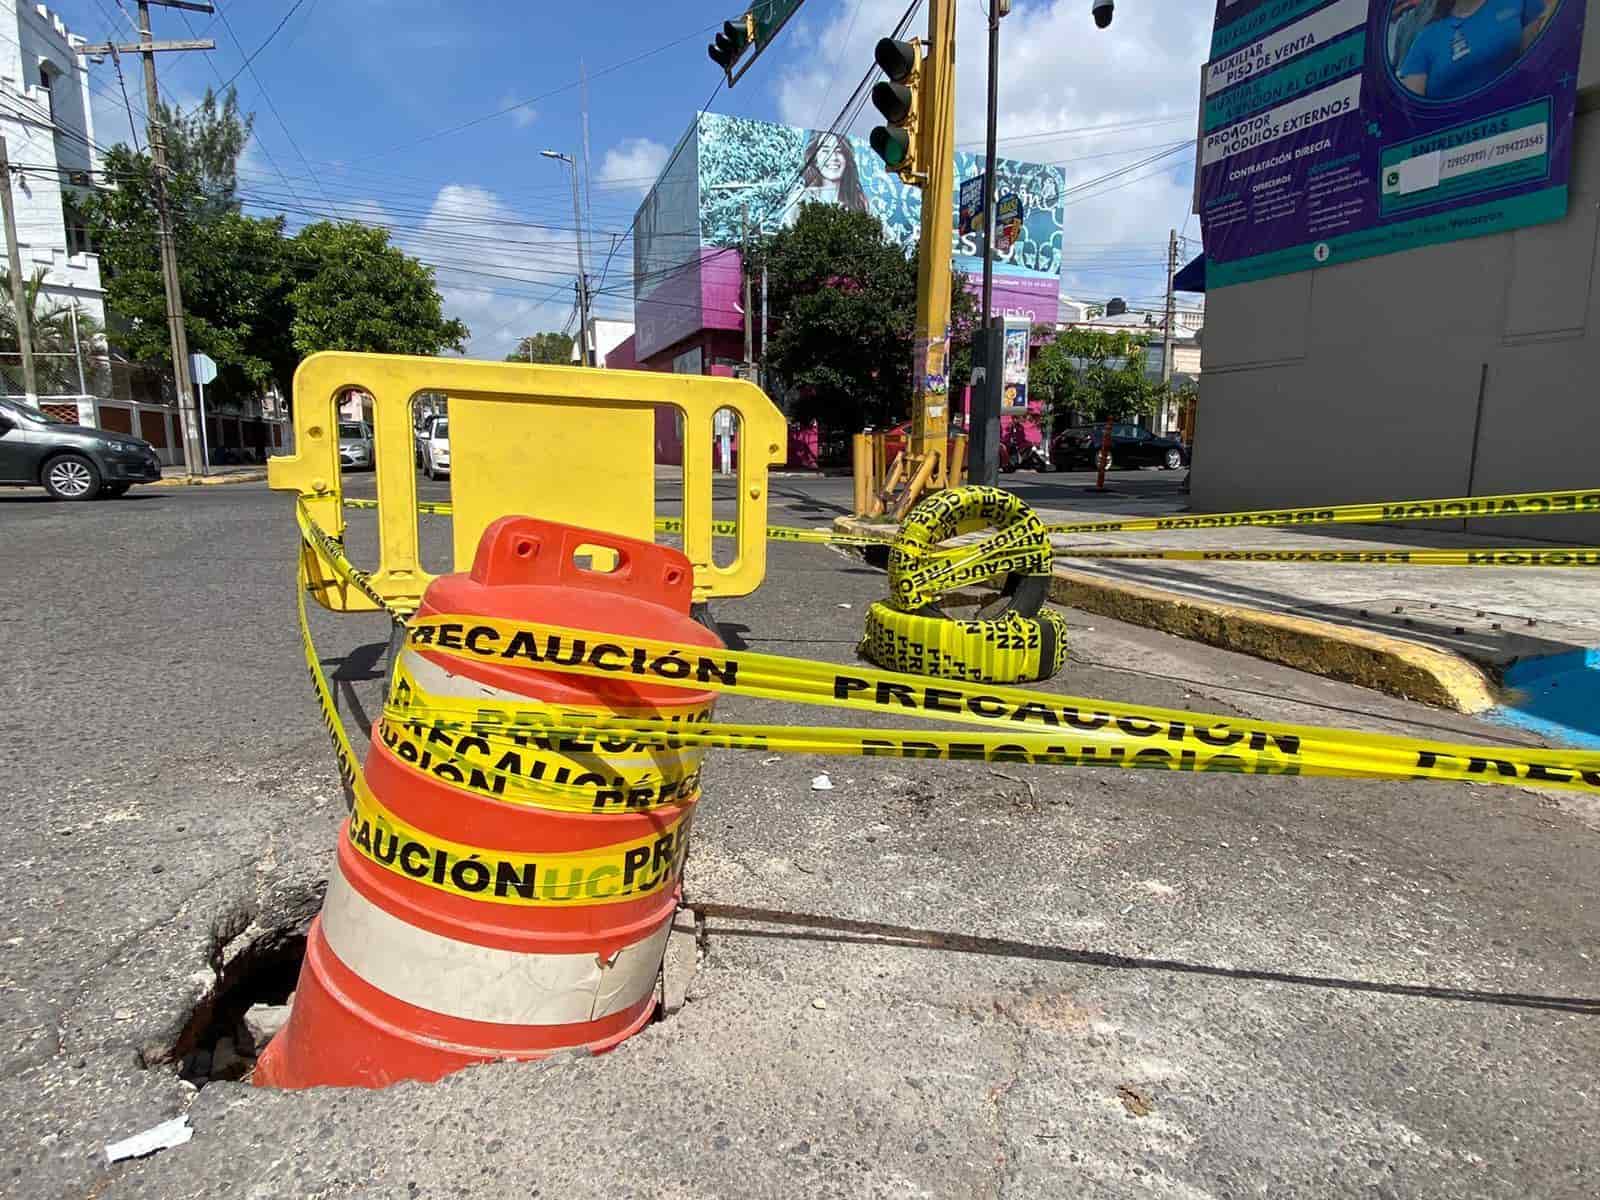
xmin=1050 ymin=422 xmax=1188 ymax=471
xmin=0 ymin=396 xmax=163 ymax=500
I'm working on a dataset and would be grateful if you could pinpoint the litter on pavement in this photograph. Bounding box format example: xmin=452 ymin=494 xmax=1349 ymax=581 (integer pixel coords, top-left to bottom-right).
xmin=104 ymin=1115 xmax=193 ymax=1164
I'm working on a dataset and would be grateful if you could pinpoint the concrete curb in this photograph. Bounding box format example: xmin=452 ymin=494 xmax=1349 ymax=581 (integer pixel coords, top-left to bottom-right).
xmin=832 ymin=515 xmax=1498 ymax=714
xmin=1048 ymin=568 xmax=1497 ymax=713
xmin=148 ymin=469 xmax=269 ymax=487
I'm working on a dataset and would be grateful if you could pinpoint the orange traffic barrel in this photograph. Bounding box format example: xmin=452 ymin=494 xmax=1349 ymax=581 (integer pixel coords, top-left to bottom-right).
xmin=256 ymin=518 xmax=720 ymax=1089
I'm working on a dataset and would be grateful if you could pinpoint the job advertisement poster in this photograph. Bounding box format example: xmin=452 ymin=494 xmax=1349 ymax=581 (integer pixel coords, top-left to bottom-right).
xmin=1199 ymin=0 xmax=1587 ymax=288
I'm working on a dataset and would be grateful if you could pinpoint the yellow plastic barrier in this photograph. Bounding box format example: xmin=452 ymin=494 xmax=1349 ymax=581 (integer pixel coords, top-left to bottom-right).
xmin=269 ymin=352 xmax=788 ymax=611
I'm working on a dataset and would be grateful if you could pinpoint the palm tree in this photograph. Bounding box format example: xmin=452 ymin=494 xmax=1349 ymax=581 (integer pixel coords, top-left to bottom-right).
xmin=0 ymin=266 xmax=106 ymax=396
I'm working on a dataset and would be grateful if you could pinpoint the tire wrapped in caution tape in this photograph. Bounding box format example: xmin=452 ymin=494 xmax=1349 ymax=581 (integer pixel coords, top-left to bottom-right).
xmin=887 ymin=485 xmax=1053 ymax=613
xmin=865 ymin=486 xmax=1065 ymax=684
xmin=862 ymin=601 xmax=1068 ymax=684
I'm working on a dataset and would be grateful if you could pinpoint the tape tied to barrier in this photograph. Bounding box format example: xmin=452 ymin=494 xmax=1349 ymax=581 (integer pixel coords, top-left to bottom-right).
xmin=342 ymin=485 xmax=1600 ymax=569
xmin=400 ymin=612 xmax=1600 ymax=797
xmin=300 ymin=499 xmax=1600 ymax=821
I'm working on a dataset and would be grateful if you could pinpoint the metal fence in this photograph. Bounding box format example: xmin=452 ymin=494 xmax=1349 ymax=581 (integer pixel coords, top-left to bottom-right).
xmin=0 ymin=352 xmax=172 ymax=406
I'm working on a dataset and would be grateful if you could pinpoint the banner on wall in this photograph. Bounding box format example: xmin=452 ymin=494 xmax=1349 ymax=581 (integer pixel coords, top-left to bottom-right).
xmin=1199 ymin=0 xmax=1587 ymax=289
xmin=694 ymin=113 xmax=1066 ymax=323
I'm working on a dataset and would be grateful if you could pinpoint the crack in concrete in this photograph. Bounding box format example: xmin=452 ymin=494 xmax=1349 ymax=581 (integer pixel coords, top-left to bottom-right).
xmin=986 ymin=1024 xmax=1029 ymax=1200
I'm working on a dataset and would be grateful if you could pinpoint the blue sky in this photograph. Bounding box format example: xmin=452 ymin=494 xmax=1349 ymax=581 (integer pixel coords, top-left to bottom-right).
xmin=51 ymin=0 xmax=1209 ymax=357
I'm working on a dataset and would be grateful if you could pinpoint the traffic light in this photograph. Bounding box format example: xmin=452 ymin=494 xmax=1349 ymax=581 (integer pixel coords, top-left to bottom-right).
xmin=869 ymin=37 xmax=922 ymax=183
xmin=708 ymin=17 xmax=751 ymax=76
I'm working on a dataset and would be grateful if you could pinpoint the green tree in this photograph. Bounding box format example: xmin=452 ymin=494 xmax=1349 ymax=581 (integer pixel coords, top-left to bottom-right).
xmin=749 ymin=202 xmax=978 ymax=432
xmin=507 ymin=332 xmax=573 ymax=364
xmin=1032 ymin=327 xmax=1160 ymax=424
xmin=81 ymin=145 xmax=298 ymax=397
xmin=85 ymin=151 xmax=469 ymax=400
xmin=156 ymin=86 xmax=254 ymax=215
xmin=288 ymin=222 xmax=469 ymax=358
xmin=0 ymin=266 xmax=106 ymax=395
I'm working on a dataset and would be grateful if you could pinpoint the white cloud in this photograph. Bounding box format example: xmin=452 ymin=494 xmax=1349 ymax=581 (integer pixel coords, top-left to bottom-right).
xmin=771 ymin=0 xmax=1211 ymax=310
xmin=597 ymin=137 xmax=670 ymax=193
xmin=501 ymin=98 xmax=538 ymax=129
xmin=385 ymin=184 xmax=581 ymax=359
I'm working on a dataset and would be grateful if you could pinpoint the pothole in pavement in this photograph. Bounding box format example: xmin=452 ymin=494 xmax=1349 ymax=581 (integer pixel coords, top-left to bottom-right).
xmin=164 ymin=912 xmax=312 ymax=1088
xmin=155 ymin=902 xmax=701 ymax=1087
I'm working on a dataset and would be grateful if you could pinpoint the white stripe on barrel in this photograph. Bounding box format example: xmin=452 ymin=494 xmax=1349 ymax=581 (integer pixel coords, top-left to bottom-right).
xmin=320 ymin=868 xmax=670 ymax=1025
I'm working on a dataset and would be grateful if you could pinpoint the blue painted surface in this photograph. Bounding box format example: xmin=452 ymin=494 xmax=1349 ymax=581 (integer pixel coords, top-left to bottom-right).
xmin=1488 ymin=648 xmax=1600 ymax=750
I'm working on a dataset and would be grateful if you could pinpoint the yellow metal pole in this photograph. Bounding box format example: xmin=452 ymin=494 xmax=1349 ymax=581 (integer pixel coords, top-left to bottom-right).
xmin=852 ymin=433 xmax=872 ymax=516
xmin=908 ymin=0 xmax=956 ymax=484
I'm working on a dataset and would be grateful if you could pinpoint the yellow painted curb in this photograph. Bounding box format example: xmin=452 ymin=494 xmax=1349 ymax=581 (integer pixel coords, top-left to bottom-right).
xmin=148 ymin=469 xmax=269 ymax=488
xmin=832 ymin=515 xmax=1498 ymax=714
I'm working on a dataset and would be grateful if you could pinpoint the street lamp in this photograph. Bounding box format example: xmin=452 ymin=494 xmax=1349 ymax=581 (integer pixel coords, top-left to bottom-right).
xmin=541 ymin=149 xmax=591 ymax=366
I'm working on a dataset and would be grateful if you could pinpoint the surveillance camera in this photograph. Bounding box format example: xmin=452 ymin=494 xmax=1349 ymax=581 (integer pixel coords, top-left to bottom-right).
xmin=1091 ymin=0 xmax=1114 ymax=28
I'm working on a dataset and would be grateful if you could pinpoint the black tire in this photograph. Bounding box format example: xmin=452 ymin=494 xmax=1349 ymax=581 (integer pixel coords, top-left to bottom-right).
xmin=42 ymin=453 xmax=101 ymax=501
xmin=100 ymin=482 xmax=132 ymax=498
xmin=1163 ymin=448 xmax=1183 ymax=470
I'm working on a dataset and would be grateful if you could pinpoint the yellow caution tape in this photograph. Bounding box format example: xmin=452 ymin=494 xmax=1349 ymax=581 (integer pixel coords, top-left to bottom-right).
xmin=1044 ymin=487 xmax=1600 ymax=535
xmin=301 ymin=500 xmax=1600 ymax=805
xmin=860 ymin=601 xmax=1068 ymax=685
xmin=344 ymin=487 xmax=1600 ymax=568
xmin=341 ymin=497 xmax=887 ymax=548
xmin=865 ymin=487 xmax=1062 ymax=684
xmin=295 ymin=501 xmax=698 ymax=906
xmin=347 ymin=785 xmax=692 ymax=908
xmin=399 ymin=611 xmax=1600 ymax=796
xmin=298 ymin=500 xmax=403 ymax=618
xmin=1059 ymin=547 xmax=1600 ymax=567
xmin=886 ymin=486 xmax=1053 ymax=612
xmin=379 ymin=656 xmax=709 ymax=814
xmin=653 ymin=514 xmax=887 ymax=548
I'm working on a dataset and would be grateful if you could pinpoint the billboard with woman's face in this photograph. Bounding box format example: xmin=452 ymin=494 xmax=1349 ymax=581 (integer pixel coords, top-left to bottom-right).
xmin=694 ymin=112 xmax=1065 ymax=321
xmin=1198 ymin=0 xmax=1585 ymax=288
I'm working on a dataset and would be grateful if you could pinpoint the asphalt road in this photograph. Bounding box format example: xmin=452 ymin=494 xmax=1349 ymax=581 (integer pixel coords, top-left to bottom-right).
xmin=1 ymin=473 xmax=1596 ymax=1199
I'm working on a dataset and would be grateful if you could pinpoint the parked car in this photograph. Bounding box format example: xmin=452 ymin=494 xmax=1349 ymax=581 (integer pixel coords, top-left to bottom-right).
xmin=338 ymin=421 xmax=374 ymax=471
xmin=0 ymin=395 xmax=162 ymax=500
xmin=1050 ymin=422 xmax=1188 ymax=471
xmin=421 ymin=417 xmax=450 ymax=480
xmin=414 ymin=412 xmax=444 ymax=466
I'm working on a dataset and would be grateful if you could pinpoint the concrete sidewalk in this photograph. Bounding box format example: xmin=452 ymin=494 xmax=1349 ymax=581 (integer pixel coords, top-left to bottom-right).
xmin=839 ymin=472 xmax=1600 ymax=714
xmin=149 ymin=465 xmax=269 ymax=486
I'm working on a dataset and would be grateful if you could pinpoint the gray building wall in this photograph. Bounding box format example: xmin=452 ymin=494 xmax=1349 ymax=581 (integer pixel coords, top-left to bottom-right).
xmin=1193 ymin=26 xmax=1600 ymax=543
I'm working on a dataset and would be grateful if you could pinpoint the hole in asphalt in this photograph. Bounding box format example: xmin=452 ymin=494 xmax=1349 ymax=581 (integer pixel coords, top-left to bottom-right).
xmin=166 ymin=913 xmax=312 ymax=1088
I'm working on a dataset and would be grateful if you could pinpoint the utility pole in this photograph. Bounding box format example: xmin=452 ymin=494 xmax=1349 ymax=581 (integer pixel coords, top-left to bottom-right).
xmin=906 ymin=0 xmax=957 ymax=488
xmin=540 ymin=150 xmax=590 ymax=364
xmin=742 ymin=202 xmax=754 ymax=370
xmin=87 ymin=2 xmax=215 ymax=477
xmin=970 ymin=0 xmax=1008 ymax=486
xmin=1161 ymin=227 xmax=1178 ymax=432
xmin=0 ymin=138 xmax=39 ymax=405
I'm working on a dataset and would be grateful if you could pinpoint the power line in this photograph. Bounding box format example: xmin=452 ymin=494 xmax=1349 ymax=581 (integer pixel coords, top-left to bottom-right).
xmin=209 ymin=4 xmax=344 ymax=218
xmin=355 ymin=22 xmax=726 ymax=162
xmin=173 ymin=8 xmax=312 ymax=213
xmin=957 ymin=115 xmax=1192 ymax=150
xmin=217 ymin=0 xmax=309 ymax=91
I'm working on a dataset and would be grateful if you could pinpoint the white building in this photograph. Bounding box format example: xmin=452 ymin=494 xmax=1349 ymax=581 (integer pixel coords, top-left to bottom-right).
xmin=0 ymin=1 xmax=103 ymax=341
xmin=569 ymin=318 xmax=636 ymax=368
xmin=1056 ymin=296 xmax=1205 ymax=433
